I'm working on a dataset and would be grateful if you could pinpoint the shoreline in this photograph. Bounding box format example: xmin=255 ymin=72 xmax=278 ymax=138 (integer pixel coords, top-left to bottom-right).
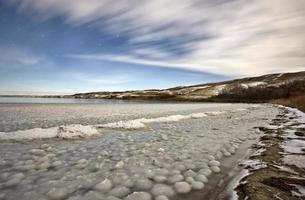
xmin=224 ymin=106 xmax=305 ymax=200
xmin=2 ymin=94 xmax=304 ymax=113
xmin=173 ymin=139 xmax=258 ymax=200
xmin=1 ymin=102 xmax=304 ymax=199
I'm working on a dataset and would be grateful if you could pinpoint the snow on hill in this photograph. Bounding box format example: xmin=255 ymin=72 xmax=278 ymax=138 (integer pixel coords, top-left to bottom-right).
xmin=68 ymin=71 xmax=305 ymax=101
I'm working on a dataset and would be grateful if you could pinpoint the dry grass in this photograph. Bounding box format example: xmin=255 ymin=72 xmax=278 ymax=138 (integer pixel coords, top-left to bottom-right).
xmin=272 ymin=95 xmax=305 ymax=112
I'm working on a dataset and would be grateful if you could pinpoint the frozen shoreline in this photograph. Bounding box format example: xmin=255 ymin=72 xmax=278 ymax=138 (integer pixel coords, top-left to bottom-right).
xmin=0 ymin=104 xmax=279 ymax=200
xmin=0 ymin=111 xmax=226 ymax=140
xmin=226 ymin=105 xmax=305 ymax=200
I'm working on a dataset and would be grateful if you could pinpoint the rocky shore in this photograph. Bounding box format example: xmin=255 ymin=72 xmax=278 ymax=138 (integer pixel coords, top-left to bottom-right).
xmin=233 ymin=106 xmax=305 ymax=199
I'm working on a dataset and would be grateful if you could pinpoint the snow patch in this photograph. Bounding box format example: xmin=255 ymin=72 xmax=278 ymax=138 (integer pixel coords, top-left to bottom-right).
xmin=206 ymin=111 xmax=227 ymax=115
xmin=283 ymin=155 xmax=305 ymax=169
xmin=57 ymin=125 xmax=99 ymax=138
xmin=241 ymin=82 xmax=266 ymax=89
xmin=212 ymin=84 xmax=227 ymax=95
xmin=252 ymin=148 xmax=266 ymax=156
xmin=228 ymin=159 xmax=267 ymax=199
xmin=292 ymin=184 xmax=305 ymax=197
xmin=99 ymin=112 xmax=217 ymax=130
xmin=240 ymin=159 xmax=267 ymax=170
xmin=235 ymin=108 xmax=247 ymax=112
xmin=281 ymin=139 xmax=305 ymax=154
xmin=192 ymin=85 xmax=210 ymax=90
xmin=100 ymin=120 xmax=146 ymax=129
xmin=285 ymin=107 xmax=305 ymax=124
xmin=226 ymin=168 xmax=250 ymax=200
xmin=277 ymin=73 xmax=284 ymax=78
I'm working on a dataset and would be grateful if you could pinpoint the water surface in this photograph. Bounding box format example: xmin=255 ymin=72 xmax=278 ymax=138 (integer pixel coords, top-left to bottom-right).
xmin=0 ymin=97 xmax=279 ymax=200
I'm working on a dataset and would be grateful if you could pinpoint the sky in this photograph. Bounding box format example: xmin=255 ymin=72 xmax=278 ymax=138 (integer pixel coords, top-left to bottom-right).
xmin=0 ymin=0 xmax=305 ymax=95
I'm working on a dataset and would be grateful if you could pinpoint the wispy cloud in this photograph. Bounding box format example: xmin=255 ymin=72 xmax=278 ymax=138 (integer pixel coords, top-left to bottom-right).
xmin=66 ymin=53 xmax=192 ymax=69
xmin=63 ymin=70 xmax=131 ymax=85
xmin=0 ymin=47 xmax=43 ymax=66
xmin=7 ymin=0 xmax=305 ymax=76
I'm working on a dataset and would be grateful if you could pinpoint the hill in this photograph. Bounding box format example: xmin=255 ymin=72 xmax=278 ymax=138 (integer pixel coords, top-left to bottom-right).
xmin=67 ymin=71 xmax=305 ymax=111
xmin=2 ymin=71 xmax=304 ymax=111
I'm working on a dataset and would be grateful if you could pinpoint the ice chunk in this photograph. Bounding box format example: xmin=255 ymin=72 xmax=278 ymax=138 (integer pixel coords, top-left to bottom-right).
xmin=227 ymin=147 xmax=236 ymax=154
xmin=144 ymin=169 xmax=155 ymax=178
xmin=210 ymin=166 xmax=221 ymax=173
xmin=208 ymin=160 xmax=220 ymax=167
xmin=155 ymin=195 xmax=169 ymax=200
xmin=185 ymin=177 xmax=195 ymax=184
xmin=121 ymin=179 xmax=134 ymax=188
xmin=153 ymin=176 xmax=167 ymax=183
xmin=124 ymin=192 xmax=152 ymax=200
xmin=114 ymin=161 xmax=124 ymax=169
xmin=47 ymin=188 xmax=69 ymax=200
xmin=57 ymin=125 xmax=99 ymax=138
xmin=109 ymin=186 xmax=130 ymax=198
xmin=174 ymin=182 xmax=191 ymax=194
xmin=206 ymin=155 xmax=215 ymax=160
xmin=195 ymin=174 xmax=208 ymax=183
xmin=84 ymin=191 xmax=105 ymax=200
xmin=5 ymin=173 xmax=25 ymax=187
xmin=215 ymin=151 xmax=223 ymax=159
xmin=76 ymin=159 xmax=88 ymax=169
xmin=94 ymin=179 xmax=113 ymax=193
xmin=222 ymin=149 xmax=231 ymax=157
xmin=29 ymin=149 xmax=46 ymax=156
xmin=183 ymin=170 xmax=196 ymax=177
xmin=161 ymin=134 xmax=168 ymax=141
xmin=174 ymin=164 xmax=186 ymax=171
xmin=155 ymin=168 xmax=169 ymax=176
xmin=134 ymin=179 xmax=153 ymax=190
xmin=191 ymin=181 xmax=204 ymax=190
xmin=168 ymin=174 xmax=184 ymax=184
xmin=185 ymin=163 xmax=196 ymax=170
xmin=106 ymin=196 xmax=121 ymax=200
xmin=81 ymin=177 xmax=95 ymax=189
xmin=151 ymin=184 xmax=174 ymax=197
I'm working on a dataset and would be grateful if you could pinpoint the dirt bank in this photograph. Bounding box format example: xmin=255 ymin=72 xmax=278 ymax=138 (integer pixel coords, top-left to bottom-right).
xmin=232 ymin=106 xmax=305 ymax=200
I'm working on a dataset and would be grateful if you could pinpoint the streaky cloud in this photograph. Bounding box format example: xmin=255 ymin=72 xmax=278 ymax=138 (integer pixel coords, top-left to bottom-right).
xmin=0 ymin=47 xmax=42 ymax=66
xmin=4 ymin=0 xmax=305 ymax=76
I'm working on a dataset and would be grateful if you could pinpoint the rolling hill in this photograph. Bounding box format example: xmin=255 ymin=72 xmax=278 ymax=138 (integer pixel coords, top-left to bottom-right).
xmin=68 ymin=71 xmax=305 ymax=110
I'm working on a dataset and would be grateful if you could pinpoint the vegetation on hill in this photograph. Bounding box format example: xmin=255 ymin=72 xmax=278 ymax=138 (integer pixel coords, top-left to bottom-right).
xmin=215 ymin=79 xmax=305 ymax=101
xmin=212 ymin=79 xmax=305 ymax=112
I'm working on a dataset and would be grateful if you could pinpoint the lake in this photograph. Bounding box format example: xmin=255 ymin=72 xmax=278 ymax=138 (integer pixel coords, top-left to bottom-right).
xmin=0 ymin=97 xmax=279 ymax=200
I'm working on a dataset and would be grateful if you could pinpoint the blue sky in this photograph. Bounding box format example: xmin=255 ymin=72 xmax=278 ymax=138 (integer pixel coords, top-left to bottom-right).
xmin=0 ymin=1 xmax=304 ymax=94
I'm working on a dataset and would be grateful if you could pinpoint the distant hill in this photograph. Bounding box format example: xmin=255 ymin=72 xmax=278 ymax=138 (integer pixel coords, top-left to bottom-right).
xmin=2 ymin=71 xmax=305 ymax=111
xmin=67 ymin=71 xmax=305 ymax=109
